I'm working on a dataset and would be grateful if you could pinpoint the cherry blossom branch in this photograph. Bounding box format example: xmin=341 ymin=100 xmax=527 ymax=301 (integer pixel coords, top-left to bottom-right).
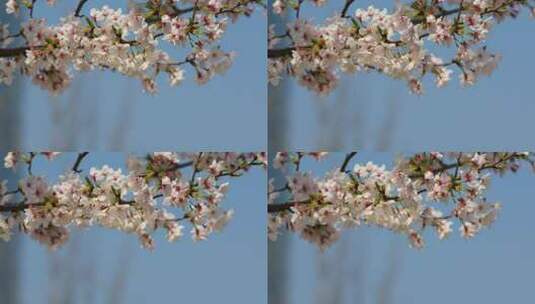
xmin=269 ymin=1 xmax=515 ymax=57
xmin=0 ymin=0 xmax=264 ymax=94
xmin=0 ymin=152 xmax=266 ymax=250
xmin=268 ymin=3 xmax=463 ymax=59
xmin=268 ymin=0 xmax=535 ymax=95
xmin=268 ymin=152 xmax=535 ymax=250
xmin=268 ymin=152 xmax=528 ymax=213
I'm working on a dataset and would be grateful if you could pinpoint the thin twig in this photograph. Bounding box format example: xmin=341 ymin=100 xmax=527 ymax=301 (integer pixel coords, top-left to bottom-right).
xmin=190 ymin=152 xmax=203 ymax=184
xmin=74 ymin=0 xmax=89 ymax=17
xmin=72 ymin=152 xmax=89 ymax=173
xmin=27 ymin=152 xmax=36 ymax=175
xmin=0 ymin=46 xmax=42 ymax=58
xmin=267 ymin=6 xmax=464 ymax=59
xmin=340 ymin=152 xmax=357 ymax=172
xmin=340 ymin=0 xmax=356 ymax=18
xmin=29 ymin=0 xmax=37 ymax=18
xmin=268 ymin=200 xmax=310 ymax=213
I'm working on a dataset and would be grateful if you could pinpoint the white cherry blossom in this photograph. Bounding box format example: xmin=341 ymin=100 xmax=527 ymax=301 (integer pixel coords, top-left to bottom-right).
xmin=268 ymin=0 xmax=534 ymax=95
xmin=268 ymin=152 xmax=534 ymax=250
xmin=1 ymin=0 xmax=263 ymax=94
xmin=0 ymin=151 xmax=266 ymax=250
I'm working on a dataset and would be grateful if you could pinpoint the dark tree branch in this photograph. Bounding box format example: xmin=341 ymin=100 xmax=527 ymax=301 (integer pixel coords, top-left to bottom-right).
xmin=26 ymin=152 xmax=36 ymax=175
xmin=74 ymin=0 xmax=89 ymax=17
xmin=268 ymin=47 xmax=297 ymax=59
xmin=190 ymin=152 xmax=203 ymax=184
xmin=29 ymin=0 xmax=37 ymax=18
xmin=268 ymin=200 xmax=310 ymax=213
xmin=72 ymin=152 xmax=89 ymax=173
xmin=0 ymin=46 xmax=33 ymax=58
xmin=174 ymin=161 xmax=194 ymax=170
xmin=340 ymin=152 xmax=357 ymax=172
xmin=340 ymin=0 xmax=356 ymax=17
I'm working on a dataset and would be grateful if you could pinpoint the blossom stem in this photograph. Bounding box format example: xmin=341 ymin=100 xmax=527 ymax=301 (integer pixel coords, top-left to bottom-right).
xmin=340 ymin=152 xmax=357 ymax=172
xmin=0 ymin=46 xmax=33 ymax=58
xmin=74 ymin=0 xmax=89 ymax=17
xmin=72 ymin=152 xmax=89 ymax=173
xmin=340 ymin=0 xmax=356 ymax=18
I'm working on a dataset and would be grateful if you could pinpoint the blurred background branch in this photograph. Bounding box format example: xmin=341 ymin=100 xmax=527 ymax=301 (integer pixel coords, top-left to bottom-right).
xmin=0 ymin=7 xmax=21 ymax=304
xmin=268 ymin=1 xmax=291 ymax=303
xmin=46 ymin=234 xmax=132 ymax=304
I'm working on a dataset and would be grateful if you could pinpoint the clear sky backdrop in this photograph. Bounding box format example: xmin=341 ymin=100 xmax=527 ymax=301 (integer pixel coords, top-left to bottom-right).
xmin=9 ymin=0 xmax=535 ymax=303
xmin=276 ymin=0 xmax=535 ymax=151
xmin=14 ymin=153 xmax=266 ymax=304
xmin=18 ymin=1 xmax=266 ymax=150
xmin=280 ymin=152 xmax=535 ymax=304
xmin=6 ymin=2 xmax=267 ymax=302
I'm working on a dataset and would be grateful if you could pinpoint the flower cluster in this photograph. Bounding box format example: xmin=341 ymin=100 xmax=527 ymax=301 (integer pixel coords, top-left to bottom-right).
xmin=268 ymin=152 xmax=534 ymax=251
xmin=0 ymin=0 xmax=263 ymax=94
xmin=0 ymin=151 xmax=266 ymax=250
xmin=268 ymin=0 xmax=535 ymax=95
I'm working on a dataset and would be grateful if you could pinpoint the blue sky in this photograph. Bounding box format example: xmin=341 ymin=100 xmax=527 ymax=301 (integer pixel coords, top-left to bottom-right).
xmin=3 ymin=0 xmax=535 ymax=303
xmin=15 ymin=1 xmax=266 ymax=150
xmin=278 ymin=152 xmax=535 ymax=304
xmin=271 ymin=0 xmax=535 ymax=150
xmin=0 ymin=3 xmax=268 ymax=302
xmin=7 ymin=153 xmax=266 ymax=304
